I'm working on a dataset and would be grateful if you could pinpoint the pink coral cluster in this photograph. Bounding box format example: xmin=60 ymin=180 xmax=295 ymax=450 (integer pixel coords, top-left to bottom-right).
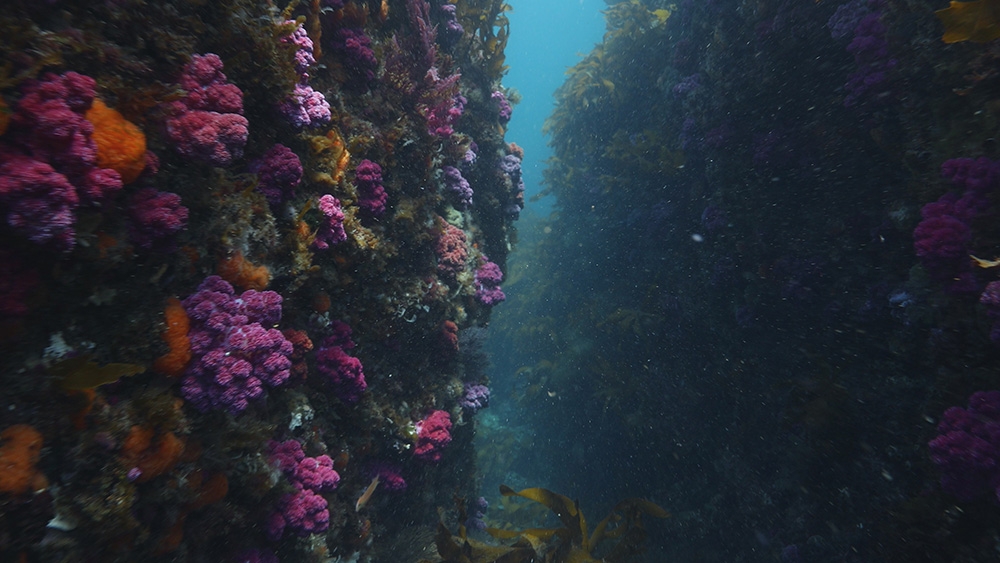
xmin=355 ymin=159 xmax=387 ymax=217
xmin=164 ymin=54 xmax=249 ymax=166
xmin=316 ymin=321 xmax=367 ymax=404
xmin=414 ymin=410 xmax=452 ymax=463
xmin=331 ymin=27 xmax=378 ymax=84
xmin=422 ymin=80 xmax=466 ymax=138
xmin=127 ymin=187 xmax=189 ymax=251
xmin=266 ymin=439 xmax=340 ymax=540
xmin=311 ymin=194 xmax=347 ymax=250
xmin=0 ymin=72 xmax=123 ymax=250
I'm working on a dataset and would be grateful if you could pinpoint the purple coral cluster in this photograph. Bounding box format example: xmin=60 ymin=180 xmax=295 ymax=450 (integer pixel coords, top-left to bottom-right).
xmin=251 ymin=144 xmax=303 ymax=206
xmin=316 ymin=321 xmax=367 ymax=404
xmin=929 ymin=390 xmax=1000 ymax=503
xmin=127 ymin=187 xmax=189 ymax=251
xmin=827 ymin=0 xmax=870 ymax=39
xmin=460 ymin=383 xmax=490 ymax=413
xmin=492 ymin=90 xmax=512 ymax=124
xmin=266 ymin=439 xmax=340 ymax=540
xmin=474 ymin=258 xmax=505 ymax=306
xmin=441 ymin=165 xmax=473 ymax=208
xmin=499 ymin=153 xmax=525 ymax=218
xmin=843 ymin=10 xmax=896 ymax=107
xmin=0 ymin=72 xmax=123 ymax=251
xmin=311 ymin=194 xmax=347 ymax=250
xmin=165 ymin=54 xmax=250 ymax=166
xmin=180 ymin=275 xmax=293 ymax=415
xmin=355 ymin=159 xmax=387 ymax=217
xmin=327 ymin=27 xmax=378 ymax=85
xmin=672 ymin=73 xmax=701 ymax=97
xmin=278 ymin=22 xmax=332 ymax=128
xmin=914 ymin=157 xmax=1000 ymax=292
xmin=439 ymin=4 xmax=464 ymax=48
xmin=465 ymin=496 xmax=489 ymax=531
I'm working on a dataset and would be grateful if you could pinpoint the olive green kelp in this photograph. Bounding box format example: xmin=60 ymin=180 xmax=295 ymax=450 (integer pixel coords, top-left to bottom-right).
xmin=424 ymin=485 xmax=669 ymax=563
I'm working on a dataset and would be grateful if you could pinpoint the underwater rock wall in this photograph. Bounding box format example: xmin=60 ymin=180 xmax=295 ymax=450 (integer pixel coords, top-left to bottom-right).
xmin=0 ymin=0 xmax=517 ymax=561
xmin=492 ymin=0 xmax=1000 ymax=560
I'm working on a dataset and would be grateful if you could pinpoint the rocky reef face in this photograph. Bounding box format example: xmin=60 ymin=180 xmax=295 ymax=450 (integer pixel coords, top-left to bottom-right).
xmin=0 ymin=0 xmax=517 ymax=560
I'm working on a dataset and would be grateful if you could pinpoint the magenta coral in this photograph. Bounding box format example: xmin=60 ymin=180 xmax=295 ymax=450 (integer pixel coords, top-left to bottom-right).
xmin=268 ymin=488 xmax=330 ymax=539
xmin=127 ymin=188 xmax=188 ymax=251
xmin=913 ymin=194 xmax=972 ymax=282
xmin=267 ymin=439 xmax=341 ymax=492
xmin=251 ymin=144 xmax=303 ymax=206
xmin=942 ymin=157 xmax=1000 ymax=193
xmin=422 ymin=83 xmax=465 ymax=138
xmin=327 ymin=27 xmax=378 ymax=85
xmin=355 ymin=160 xmax=387 ymax=217
xmin=267 ymin=439 xmax=305 ymax=474
xmin=929 ymin=390 xmax=1000 ymax=503
xmin=0 ymin=71 xmax=127 ymax=250
xmin=913 ymin=157 xmax=1000 ymax=291
xmin=165 ymin=54 xmax=249 ymax=166
xmin=0 ymin=151 xmax=79 ymax=251
xmin=316 ymin=323 xmax=367 ymax=404
xmin=265 ymin=438 xmax=339 ymax=540
xmin=181 ymin=276 xmax=293 ymax=414
xmin=312 ymin=194 xmax=347 ymax=250
xmin=294 ymin=455 xmax=340 ymax=492
xmin=414 ymin=410 xmax=452 ymax=463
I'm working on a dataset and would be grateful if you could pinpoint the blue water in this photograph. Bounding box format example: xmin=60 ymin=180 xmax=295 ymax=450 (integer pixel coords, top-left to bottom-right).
xmin=503 ymin=0 xmax=606 ymax=211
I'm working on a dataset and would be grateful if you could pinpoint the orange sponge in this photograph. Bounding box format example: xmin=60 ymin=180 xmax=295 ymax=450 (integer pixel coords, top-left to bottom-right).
xmin=0 ymin=424 xmax=45 ymax=494
xmin=154 ymin=298 xmax=191 ymax=378
xmin=86 ymin=99 xmax=147 ymax=184
xmin=122 ymin=425 xmax=185 ymax=483
xmin=218 ymin=251 xmax=271 ymax=291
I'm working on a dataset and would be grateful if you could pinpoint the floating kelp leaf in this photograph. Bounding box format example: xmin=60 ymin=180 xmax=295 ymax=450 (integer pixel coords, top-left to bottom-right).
xmin=499 ymin=485 xmax=583 ymax=535
xmin=652 ymin=8 xmax=672 ymax=25
xmin=434 ymin=520 xmax=536 ymax=563
xmin=486 ymin=526 xmax=561 ymax=541
xmin=971 ymin=254 xmax=1000 ymax=268
xmin=52 ymin=355 xmax=145 ymax=391
xmin=489 ymin=484 xmax=667 ymax=562
xmin=935 ymin=0 xmax=1000 ymax=44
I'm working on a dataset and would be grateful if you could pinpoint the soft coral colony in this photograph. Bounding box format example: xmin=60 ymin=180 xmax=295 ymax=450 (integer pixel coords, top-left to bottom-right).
xmin=0 ymin=0 xmax=516 ymax=560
